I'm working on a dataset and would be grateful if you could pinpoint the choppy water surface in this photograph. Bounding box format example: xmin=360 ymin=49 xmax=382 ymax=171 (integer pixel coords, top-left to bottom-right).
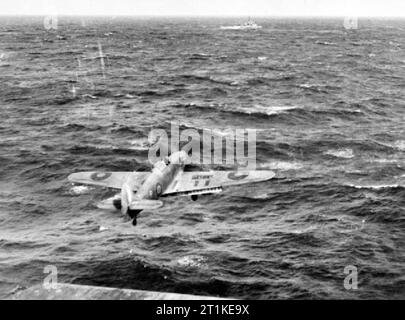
xmin=0 ymin=16 xmax=404 ymax=299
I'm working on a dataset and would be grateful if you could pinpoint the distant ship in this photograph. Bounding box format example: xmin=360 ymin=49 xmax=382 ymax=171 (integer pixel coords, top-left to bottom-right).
xmin=220 ymin=20 xmax=262 ymax=30
xmin=343 ymin=17 xmax=358 ymax=30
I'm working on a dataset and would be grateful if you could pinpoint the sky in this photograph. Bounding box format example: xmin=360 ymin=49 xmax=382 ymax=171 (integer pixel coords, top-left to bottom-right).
xmin=0 ymin=0 xmax=405 ymax=17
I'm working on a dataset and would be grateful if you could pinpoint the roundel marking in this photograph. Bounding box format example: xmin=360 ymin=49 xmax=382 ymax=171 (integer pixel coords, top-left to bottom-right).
xmin=91 ymin=172 xmax=112 ymax=181
xmin=156 ymin=183 xmax=163 ymax=196
xmin=228 ymin=172 xmax=249 ymax=181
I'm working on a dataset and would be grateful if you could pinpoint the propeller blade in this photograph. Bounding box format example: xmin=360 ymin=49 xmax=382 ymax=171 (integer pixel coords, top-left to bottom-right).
xmin=121 ymin=182 xmax=132 ymax=215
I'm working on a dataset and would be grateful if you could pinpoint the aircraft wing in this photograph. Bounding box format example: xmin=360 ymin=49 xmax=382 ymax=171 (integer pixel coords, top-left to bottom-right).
xmin=68 ymin=171 xmax=149 ymax=190
xmin=163 ymin=170 xmax=275 ymax=197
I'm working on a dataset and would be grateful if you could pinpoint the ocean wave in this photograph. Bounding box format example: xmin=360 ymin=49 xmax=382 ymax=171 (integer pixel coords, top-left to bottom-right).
xmin=324 ymin=148 xmax=355 ymax=159
xmin=258 ymin=161 xmax=303 ymax=171
xmin=172 ymin=102 xmax=367 ymax=124
xmin=346 ymin=184 xmax=403 ymax=190
xmin=169 ymin=102 xmax=302 ymax=119
xmin=59 ymin=123 xmax=103 ymax=132
xmin=67 ymin=144 xmax=144 ymax=157
xmin=99 ymin=226 xmax=109 ymax=232
xmin=70 ymin=186 xmax=91 ymax=195
xmin=175 ymin=74 xmax=236 ymax=86
xmin=175 ymin=255 xmax=206 ymax=268
xmin=298 ymin=83 xmax=341 ymax=93
xmin=247 ymin=75 xmax=295 ymax=85
xmin=239 ymin=105 xmax=301 ymax=116
xmin=188 ymin=53 xmax=212 ymax=60
xmin=393 ymin=140 xmax=405 ymax=151
xmin=129 ymin=139 xmax=151 ymax=151
xmin=109 ymin=125 xmax=144 ymax=136
xmin=315 ymin=41 xmax=337 ymax=46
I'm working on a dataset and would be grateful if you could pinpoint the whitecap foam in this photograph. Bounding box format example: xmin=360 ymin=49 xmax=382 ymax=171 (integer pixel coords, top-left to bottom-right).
xmin=347 ymin=184 xmax=400 ymax=190
xmin=241 ymin=105 xmax=300 ymax=116
xmin=393 ymin=140 xmax=405 ymax=151
xmin=176 ymin=255 xmax=206 ymax=268
xmin=209 ymin=128 xmax=235 ymax=137
xmin=70 ymin=185 xmax=90 ymax=195
xmin=82 ymin=94 xmax=98 ymax=99
xmin=315 ymin=41 xmax=336 ymax=46
xmin=129 ymin=139 xmax=150 ymax=151
xmin=259 ymin=161 xmax=303 ymax=171
xmin=251 ymin=194 xmax=270 ymax=200
xmin=324 ymin=148 xmax=354 ymax=159
xmin=372 ymin=159 xmax=399 ymax=164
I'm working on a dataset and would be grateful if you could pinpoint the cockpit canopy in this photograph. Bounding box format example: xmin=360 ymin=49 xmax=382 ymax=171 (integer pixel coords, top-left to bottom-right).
xmin=153 ymin=151 xmax=189 ymax=171
xmin=153 ymin=161 xmax=167 ymax=172
xmin=169 ymin=150 xmax=189 ymax=165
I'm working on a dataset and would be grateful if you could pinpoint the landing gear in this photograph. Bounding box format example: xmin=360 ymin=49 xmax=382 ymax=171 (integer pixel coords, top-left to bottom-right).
xmin=112 ymin=199 xmax=142 ymax=226
xmin=113 ymin=198 xmax=122 ymax=210
xmin=128 ymin=209 xmax=142 ymax=227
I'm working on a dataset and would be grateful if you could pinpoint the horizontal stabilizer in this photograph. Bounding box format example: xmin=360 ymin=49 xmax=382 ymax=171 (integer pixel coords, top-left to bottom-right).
xmin=129 ymin=199 xmax=164 ymax=210
xmin=97 ymin=196 xmax=120 ymax=211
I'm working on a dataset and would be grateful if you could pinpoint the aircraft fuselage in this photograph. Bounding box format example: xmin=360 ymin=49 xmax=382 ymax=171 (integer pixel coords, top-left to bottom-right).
xmin=135 ymin=161 xmax=182 ymax=200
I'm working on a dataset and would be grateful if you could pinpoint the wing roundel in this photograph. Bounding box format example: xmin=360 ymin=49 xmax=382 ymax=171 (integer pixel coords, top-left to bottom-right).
xmin=68 ymin=171 xmax=149 ymax=190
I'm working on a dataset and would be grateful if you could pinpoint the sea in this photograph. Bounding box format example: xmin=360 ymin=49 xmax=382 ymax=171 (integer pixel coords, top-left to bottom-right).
xmin=0 ymin=16 xmax=404 ymax=299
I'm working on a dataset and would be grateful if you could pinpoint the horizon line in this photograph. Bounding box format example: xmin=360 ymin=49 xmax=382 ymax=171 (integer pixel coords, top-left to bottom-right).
xmin=1 ymin=14 xmax=405 ymax=19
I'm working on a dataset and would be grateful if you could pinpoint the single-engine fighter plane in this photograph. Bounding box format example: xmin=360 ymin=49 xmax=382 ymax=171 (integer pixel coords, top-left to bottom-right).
xmin=68 ymin=151 xmax=275 ymax=226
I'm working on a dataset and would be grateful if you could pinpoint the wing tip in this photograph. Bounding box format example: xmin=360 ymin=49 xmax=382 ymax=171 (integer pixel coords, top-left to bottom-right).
xmin=67 ymin=172 xmax=88 ymax=183
xmin=263 ymin=170 xmax=276 ymax=180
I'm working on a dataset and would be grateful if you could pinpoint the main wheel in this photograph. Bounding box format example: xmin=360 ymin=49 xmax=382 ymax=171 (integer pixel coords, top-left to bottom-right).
xmin=113 ymin=199 xmax=122 ymax=210
xmin=127 ymin=209 xmax=142 ymax=219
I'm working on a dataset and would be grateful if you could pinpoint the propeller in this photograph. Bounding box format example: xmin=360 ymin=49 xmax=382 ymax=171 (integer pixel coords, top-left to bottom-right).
xmin=120 ymin=181 xmax=133 ymax=215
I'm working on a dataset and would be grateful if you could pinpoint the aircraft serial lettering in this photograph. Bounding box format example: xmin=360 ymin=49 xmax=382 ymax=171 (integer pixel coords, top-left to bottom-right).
xmin=192 ymin=175 xmax=213 ymax=180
